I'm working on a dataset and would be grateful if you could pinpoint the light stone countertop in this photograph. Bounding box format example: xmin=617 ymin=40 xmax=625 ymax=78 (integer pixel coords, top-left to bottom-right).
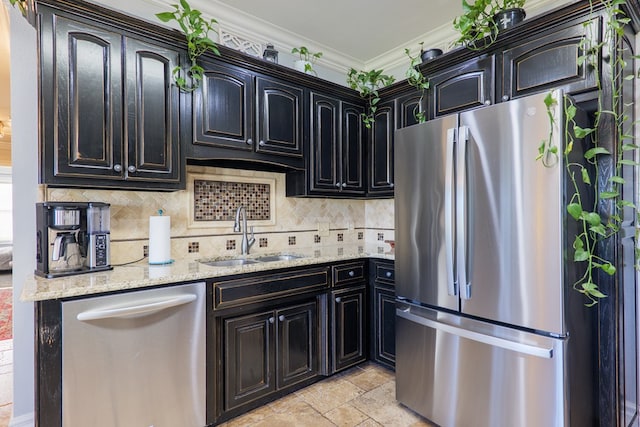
xmin=22 ymin=243 xmax=395 ymax=301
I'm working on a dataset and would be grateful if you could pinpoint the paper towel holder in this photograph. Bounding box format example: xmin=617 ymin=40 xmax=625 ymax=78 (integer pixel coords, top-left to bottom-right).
xmin=149 ymin=209 xmax=174 ymax=265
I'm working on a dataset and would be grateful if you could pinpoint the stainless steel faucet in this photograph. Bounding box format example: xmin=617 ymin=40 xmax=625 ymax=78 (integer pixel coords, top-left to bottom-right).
xmin=234 ymin=206 xmax=255 ymax=255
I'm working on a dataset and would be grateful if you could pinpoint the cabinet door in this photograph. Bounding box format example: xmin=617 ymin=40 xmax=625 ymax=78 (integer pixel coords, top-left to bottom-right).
xmin=224 ymin=311 xmax=275 ymax=410
xmin=332 ymin=286 xmax=367 ymax=372
xmin=124 ymin=38 xmax=181 ymax=183
xmin=396 ymin=91 xmax=426 ymax=129
xmin=341 ymin=102 xmax=365 ymax=194
xmin=374 ymin=285 xmax=396 ymax=369
xmin=256 ymin=76 xmax=304 ymax=158
xmin=193 ymin=61 xmax=254 ymax=150
xmin=368 ymin=99 xmax=395 ymax=196
xmin=310 ymin=92 xmax=341 ymax=193
xmin=276 ymin=302 xmax=318 ymax=389
xmin=41 ymin=15 xmax=124 ymax=180
xmin=502 ymin=17 xmax=600 ymax=100
xmin=430 ymin=55 xmax=495 ymax=118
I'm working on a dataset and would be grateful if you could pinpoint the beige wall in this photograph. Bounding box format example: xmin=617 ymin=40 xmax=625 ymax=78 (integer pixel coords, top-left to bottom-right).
xmin=46 ymin=165 xmax=395 ymax=264
xmin=0 ymin=140 xmax=10 ymax=166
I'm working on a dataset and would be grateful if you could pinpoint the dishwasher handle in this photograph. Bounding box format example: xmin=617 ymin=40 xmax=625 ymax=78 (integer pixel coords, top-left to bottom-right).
xmin=77 ymin=294 xmax=197 ymax=321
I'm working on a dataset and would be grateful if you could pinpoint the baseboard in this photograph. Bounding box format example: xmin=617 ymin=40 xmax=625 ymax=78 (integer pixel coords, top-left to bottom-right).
xmin=9 ymin=412 xmax=34 ymax=427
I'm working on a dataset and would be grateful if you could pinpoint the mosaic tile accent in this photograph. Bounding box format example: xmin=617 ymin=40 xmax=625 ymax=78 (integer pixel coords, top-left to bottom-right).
xmin=314 ymin=250 xmax=321 ymax=257
xmin=288 ymin=236 xmax=296 ymax=246
xmin=338 ymin=247 xmax=344 ymax=256
xmin=226 ymin=240 xmax=236 ymax=250
xmin=358 ymin=246 xmax=364 ymax=254
xmin=143 ymin=245 xmax=149 ymax=257
xmin=259 ymin=238 xmax=268 ymax=248
xmin=378 ymin=246 xmax=385 ymax=253
xmin=188 ymin=242 xmax=199 ymax=253
xmin=314 ymin=235 xmax=321 ymax=243
xmin=358 ymin=232 xmax=364 ymax=240
xmin=337 ymin=233 xmax=344 ymax=242
xmin=377 ymin=233 xmax=384 ymax=241
xmin=193 ymin=180 xmax=271 ymax=222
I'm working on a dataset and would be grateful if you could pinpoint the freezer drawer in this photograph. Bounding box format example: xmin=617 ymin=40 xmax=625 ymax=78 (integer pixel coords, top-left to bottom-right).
xmin=396 ymin=305 xmax=567 ymax=427
xmin=61 ymin=282 xmax=206 ymax=427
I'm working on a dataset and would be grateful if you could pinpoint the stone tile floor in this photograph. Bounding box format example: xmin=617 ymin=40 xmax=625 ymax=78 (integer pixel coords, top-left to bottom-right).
xmin=0 ymin=339 xmax=12 ymax=427
xmin=219 ymin=362 xmax=435 ymax=427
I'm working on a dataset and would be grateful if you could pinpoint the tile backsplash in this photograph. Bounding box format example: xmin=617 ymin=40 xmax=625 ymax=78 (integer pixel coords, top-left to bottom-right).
xmin=45 ymin=165 xmax=395 ymax=263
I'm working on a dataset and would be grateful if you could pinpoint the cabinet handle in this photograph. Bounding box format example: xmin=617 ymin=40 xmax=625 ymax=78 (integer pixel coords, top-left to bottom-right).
xmin=127 ymin=165 xmax=137 ymax=173
xmin=259 ymin=140 xmax=266 ymax=146
xmin=348 ymin=270 xmax=355 ymax=277
xmin=386 ymin=271 xmax=392 ymax=278
xmin=113 ymin=164 xmax=122 ymax=172
xmin=278 ymin=315 xmax=285 ymax=322
xmin=246 ymin=139 xmax=253 ymax=145
xmin=268 ymin=317 xmax=274 ymax=324
xmin=335 ymin=297 xmax=342 ymax=303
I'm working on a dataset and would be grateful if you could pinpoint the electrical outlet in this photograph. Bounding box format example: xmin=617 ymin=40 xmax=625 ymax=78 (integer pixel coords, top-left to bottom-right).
xmin=317 ymin=222 xmax=330 ymax=237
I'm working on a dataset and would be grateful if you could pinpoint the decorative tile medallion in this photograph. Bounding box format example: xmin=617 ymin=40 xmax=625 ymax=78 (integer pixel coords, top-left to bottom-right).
xmin=288 ymin=236 xmax=296 ymax=246
xmin=226 ymin=240 xmax=236 ymax=250
xmin=358 ymin=232 xmax=364 ymax=240
xmin=259 ymin=238 xmax=268 ymax=248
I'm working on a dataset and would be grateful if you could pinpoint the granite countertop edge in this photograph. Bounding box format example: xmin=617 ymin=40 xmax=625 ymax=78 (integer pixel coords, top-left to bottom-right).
xmin=22 ymin=243 xmax=395 ymax=302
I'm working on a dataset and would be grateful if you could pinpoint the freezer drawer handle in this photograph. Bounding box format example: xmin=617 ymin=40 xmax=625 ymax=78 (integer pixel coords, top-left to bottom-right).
xmin=77 ymin=294 xmax=197 ymax=321
xmin=396 ymin=309 xmax=553 ymax=359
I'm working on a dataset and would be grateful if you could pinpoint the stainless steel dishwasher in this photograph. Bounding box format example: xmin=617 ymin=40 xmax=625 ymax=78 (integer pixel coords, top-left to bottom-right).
xmin=61 ymin=282 xmax=206 ymax=427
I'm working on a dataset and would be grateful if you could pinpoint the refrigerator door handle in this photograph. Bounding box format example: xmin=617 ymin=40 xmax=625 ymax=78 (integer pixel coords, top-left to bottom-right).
xmin=457 ymin=126 xmax=471 ymax=300
xmin=396 ymin=308 xmax=553 ymax=359
xmin=445 ymin=127 xmax=457 ymax=296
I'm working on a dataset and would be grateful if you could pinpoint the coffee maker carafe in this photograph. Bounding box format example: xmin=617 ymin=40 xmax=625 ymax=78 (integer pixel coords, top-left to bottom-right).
xmin=36 ymin=202 xmax=112 ymax=278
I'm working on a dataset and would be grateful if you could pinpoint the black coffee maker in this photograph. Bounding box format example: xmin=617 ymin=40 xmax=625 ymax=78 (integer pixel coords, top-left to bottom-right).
xmin=35 ymin=202 xmax=112 ymax=278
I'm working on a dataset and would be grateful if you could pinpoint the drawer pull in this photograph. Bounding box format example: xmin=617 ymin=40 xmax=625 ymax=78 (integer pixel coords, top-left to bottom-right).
xmin=278 ymin=315 xmax=285 ymax=322
xmin=348 ymin=271 xmax=355 ymax=277
xmin=335 ymin=297 xmax=342 ymax=303
xmin=268 ymin=317 xmax=274 ymax=324
xmin=386 ymin=271 xmax=392 ymax=278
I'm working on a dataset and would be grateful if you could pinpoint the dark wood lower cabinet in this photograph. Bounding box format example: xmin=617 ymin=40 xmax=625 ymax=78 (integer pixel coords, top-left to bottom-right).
xmin=332 ymin=286 xmax=367 ymax=372
xmin=223 ymin=300 xmax=318 ymax=412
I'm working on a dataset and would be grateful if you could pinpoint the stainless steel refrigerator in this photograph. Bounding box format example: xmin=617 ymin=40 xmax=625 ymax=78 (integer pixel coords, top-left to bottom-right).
xmin=394 ymin=90 xmax=597 ymax=426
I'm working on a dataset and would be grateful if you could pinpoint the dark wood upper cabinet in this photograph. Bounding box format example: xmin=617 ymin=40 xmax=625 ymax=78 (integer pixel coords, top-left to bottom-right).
xmin=501 ymin=16 xmax=601 ymax=101
xmin=256 ymin=76 xmax=304 ymax=158
xmin=39 ymin=7 xmax=182 ymax=189
xmin=309 ymin=92 xmax=340 ymax=193
xmin=429 ymin=55 xmax=495 ymax=118
xmin=396 ymin=91 xmax=426 ymax=129
xmin=368 ymin=99 xmax=395 ymax=197
xmin=341 ymin=102 xmax=365 ymax=194
xmin=193 ymin=60 xmax=254 ymax=151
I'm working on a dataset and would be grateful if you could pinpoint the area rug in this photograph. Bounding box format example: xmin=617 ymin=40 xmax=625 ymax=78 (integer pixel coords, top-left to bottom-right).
xmin=0 ymin=289 xmax=12 ymax=341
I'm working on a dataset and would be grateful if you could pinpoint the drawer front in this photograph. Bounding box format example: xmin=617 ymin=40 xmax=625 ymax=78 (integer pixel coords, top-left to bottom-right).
xmin=375 ymin=263 xmax=395 ymax=284
xmin=213 ymin=268 xmax=329 ymax=309
xmin=332 ymin=262 xmax=365 ymax=287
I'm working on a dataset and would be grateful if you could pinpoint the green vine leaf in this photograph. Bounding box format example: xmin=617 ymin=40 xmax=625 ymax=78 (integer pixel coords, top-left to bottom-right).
xmin=584 ymin=147 xmax=610 ymax=160
xmin=581 ymin=168 xmax=591 ymax=185
xmin=600 ymin=191 xmax=619 ymax=199
xmin=574 ymin=249 xmax=589 ymax=262
xmin=567 ymin=203 xmax=582 ymax=220
xmin=609 ymin=176 xmax=625 ymax=184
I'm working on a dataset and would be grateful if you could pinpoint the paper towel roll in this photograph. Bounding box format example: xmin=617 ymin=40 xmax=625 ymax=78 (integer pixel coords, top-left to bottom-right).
xmin=149 ymin=215 xmax=172 ymax=264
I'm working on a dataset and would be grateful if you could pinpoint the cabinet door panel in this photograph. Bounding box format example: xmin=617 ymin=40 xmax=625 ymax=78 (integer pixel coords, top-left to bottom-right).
xmin=430 ymin=56 xmax=494 ymax=117
xmin=277 ymin=302 xmax=318 ymax=389
xmin=368 ymin=100 xmax=394 ymax=195
xmin=397 ymin=92 xmax=426 ymax=129
xmin=332 ymin=286 xmax=366 ymax=372
xmin=310 ymin=93 xmax=340 ymax=192
xmin=341 ymin=102 xmax=365 ymax=194
xmin=502 ymin=18 xmax=600 ymax=99
xmin=374 ymin=286 xmax=396 ymax=369
xmin=46 ymin=17 xmax=123 ymax=179
xmin=194 ymin=61 xmax=253 ymax=150
xmin=224 ymin=311 xmax=275 ymax=410
xmin=256 ymin=77 xmax=303 ymax=158
xmin=125 ymin=40 xmax=180 ymax=182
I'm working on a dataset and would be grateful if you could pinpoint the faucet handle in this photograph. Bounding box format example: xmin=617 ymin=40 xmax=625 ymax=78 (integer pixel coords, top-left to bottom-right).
xmin=249 ymin=226 xmax=255 ymax=239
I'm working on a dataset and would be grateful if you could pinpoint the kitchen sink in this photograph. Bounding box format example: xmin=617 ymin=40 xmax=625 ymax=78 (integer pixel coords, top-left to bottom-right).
xmin=254 ymin=254 xmax=305 ymax=262
xmin=199 ymin=258 xmax=260 ymax=267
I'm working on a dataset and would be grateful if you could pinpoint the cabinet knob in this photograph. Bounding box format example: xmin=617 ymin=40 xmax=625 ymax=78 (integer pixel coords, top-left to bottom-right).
xmin=341 ymin=183 xmax=347 ymax=188
xmin=484 ymin=100 xmax=492 ymax=105
xmin=127 ymin=165 xmax=137 ymax=173
xmin=335 ymin=297 xmax=342 ymax=303
xmin=259 ymin=140 xmax=266 ymax=146
xmin=502 ymin=95 xmax=510 ymax=101
xmin=113 ymin=164 xmax=122 ymax=172
xmin=390 ymin=183 xmax=394 ymax=188
xmin=336 ymin=182 xmax=341 ymax=188
xmin=268 ymin=317 xmax=274 ymax=324
xmin=348 ymin=270 xmax=355 ymax=277
xmin=278 ymin=315 xmax=285 ymax=322
xmin=386 ymin=271 xmax=392 ymax=278
xmin=246 ymin=139 xmax=253 ymax=145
